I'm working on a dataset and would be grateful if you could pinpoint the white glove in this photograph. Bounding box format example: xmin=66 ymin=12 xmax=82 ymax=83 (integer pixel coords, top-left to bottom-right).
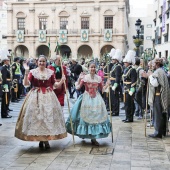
xmin=129 ymin=91 xmax=133 ymax=96
xmin=112 ymin=86 xmax=116 ymax=91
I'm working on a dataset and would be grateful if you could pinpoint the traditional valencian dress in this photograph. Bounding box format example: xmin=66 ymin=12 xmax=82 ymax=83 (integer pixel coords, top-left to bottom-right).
xmin=48 ymin=64 xmax=67 ymax=106
xmin=66 ymin=74 xmax=111 ymax=139
xmin=15 ymin=68 xmax=67 ymax=141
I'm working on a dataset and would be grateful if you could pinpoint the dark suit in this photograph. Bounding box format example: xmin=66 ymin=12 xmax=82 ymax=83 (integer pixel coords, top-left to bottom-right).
xmin=110 ymin=63 xmax=123 ymax=115
xmin=1 ymin=65 xmax=11 ymax=117
xmin=123 ymin=65 xmax=137 ymax=121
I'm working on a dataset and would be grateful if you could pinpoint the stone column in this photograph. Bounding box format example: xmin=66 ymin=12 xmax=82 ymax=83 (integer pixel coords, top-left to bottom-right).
xmin=93 ymin=5 xmax=100 ymax=33
xmin=29 ymin=41 xmax=35 ymax=58
xmin=51 ymin=7 xmax=56 ymax=31
xmin=7 ymin=6 xmax=13 ymax=34
xmin=29 ymin=4 xmax=35 ymax=34
xmin=93 ymin=37 xmax=100 ymax=59
xmin=118 ymin=6 xmax=125 ymax=33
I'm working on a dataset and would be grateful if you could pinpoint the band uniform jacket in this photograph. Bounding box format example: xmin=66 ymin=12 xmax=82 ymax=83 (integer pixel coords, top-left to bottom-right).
xmin=110 ymin=63 xmax=123 ymax=87
xmin=123 ymin=65 xmax=137 ymax=92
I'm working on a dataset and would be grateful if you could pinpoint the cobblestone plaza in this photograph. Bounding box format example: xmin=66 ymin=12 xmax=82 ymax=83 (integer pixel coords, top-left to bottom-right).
xmin=0 ymin=98 xmax=170 ymax=170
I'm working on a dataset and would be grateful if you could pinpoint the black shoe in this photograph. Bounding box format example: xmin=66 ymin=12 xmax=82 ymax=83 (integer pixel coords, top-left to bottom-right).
xmin=0 ymin=124 xmax=2 ymax=126
xmin=162 ymin=131 xmax=167 ymax=137
xmin=1 ymin=115 xmax=12 ymax=118
xmin=44 ymin=141 xmax=50 ymax=149
xmin=124 ymin=119 xmax=133 ymax=123
xmin=7 ymin=109 xmax=13 ymax=112
xmin=121 ymin=106 xmax=125 ymax=110
xmin=122 ymin=119 xmax=127 ymax=122
xmin=39 ymin=141 xmax=44 ymax=148
xmin=112 ymin=113 xmax=119 ymax=116
xmin=11 ymin=100 xmax=19 ymax=103
xmin=148 ymin=134 xmax=162 ymax=139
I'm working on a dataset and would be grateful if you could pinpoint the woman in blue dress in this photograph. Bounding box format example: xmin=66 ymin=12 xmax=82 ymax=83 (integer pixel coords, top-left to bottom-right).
xmin=66 ymin=62 xmax=111 ymax=146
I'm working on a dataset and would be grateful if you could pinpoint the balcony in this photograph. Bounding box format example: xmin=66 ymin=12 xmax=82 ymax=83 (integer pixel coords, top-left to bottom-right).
xmin=9 ymin=28 xmax=123 ymax=35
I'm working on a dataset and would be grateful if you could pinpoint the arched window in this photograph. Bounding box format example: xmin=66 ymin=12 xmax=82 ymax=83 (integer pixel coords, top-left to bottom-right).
xmin=104 ymin=10 xmax=114 ymax=29
xmin=16 ymin=12 xmax=26 ymax=31
xmin=58 ymin=11 xmax=69 ymax=29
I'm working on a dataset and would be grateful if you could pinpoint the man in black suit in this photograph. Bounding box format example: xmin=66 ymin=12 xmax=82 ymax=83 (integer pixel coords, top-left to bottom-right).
xmin=70 ymin=58 xmax=83 ymax=98
xmin=110 ymin=49 xmax=123 ymax=116
xmin=1 ymin=56 xmax=12 ymax=118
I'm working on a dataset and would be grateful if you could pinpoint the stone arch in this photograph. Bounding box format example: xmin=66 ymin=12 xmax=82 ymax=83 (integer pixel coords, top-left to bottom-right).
xmin=58 ymin=11 xmax=69 ymax=17
xmin=104 ymin=9 xmax=114 ymax=16
xmin=59 ymin=45 xmax=71 ymax=58
xmin=100 ymin=45 xmax=115 ymax=57
xmin=14 ymin=45 xmax=29 ymax=58
xmin=77 ymin=45 xmax=93 ymax=58
xmin=36 ymin=45 xmax=49 ymax=57
xmin=16 ymin=12 xmax=26 ymax=18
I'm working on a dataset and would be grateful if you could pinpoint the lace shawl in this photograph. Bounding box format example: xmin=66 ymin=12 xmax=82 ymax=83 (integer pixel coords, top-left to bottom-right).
xmin=30 ymin=68 xmax=54 ymax=80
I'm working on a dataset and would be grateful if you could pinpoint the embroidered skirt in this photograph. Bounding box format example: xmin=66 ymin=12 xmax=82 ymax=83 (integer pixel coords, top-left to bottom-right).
xmin=15 ymin=89 xmax=67 ymax=141
xmin=66 ymin=93 xmax=111 ymax=139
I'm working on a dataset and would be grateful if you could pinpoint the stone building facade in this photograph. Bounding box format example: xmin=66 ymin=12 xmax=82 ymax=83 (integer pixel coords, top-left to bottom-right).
xmin=6 ymin=0 xmax=130 ymax=59
xmin=128 ymin=5 xmax=154 ymax=57
xmin=152 ymin=0 xmax=170 ymax=58
xmin=0 ymin=0 xmax=7 ymax=50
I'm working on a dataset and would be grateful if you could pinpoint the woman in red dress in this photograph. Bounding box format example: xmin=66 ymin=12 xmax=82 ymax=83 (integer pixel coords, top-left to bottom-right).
xmin=48 ymin=55 xmax=67 ymax=106
xmin=15 ymin=55 xmax=67 ymax=149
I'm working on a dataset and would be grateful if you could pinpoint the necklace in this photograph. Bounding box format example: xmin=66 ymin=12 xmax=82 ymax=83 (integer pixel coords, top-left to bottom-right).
xmin=39 ymin=68 xmax=47 ymax=83
xmin=90 ymin=74 xmax=95 ymax=80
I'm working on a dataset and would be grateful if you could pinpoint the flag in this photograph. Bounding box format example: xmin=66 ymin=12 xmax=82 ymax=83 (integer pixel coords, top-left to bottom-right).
xmin=54 ymin=37 xmax=61 ymax=54
xmin=48 ymin=37 xmax=51 ymax=58
xmin=48 ymin=37 xmax=50 ymax=50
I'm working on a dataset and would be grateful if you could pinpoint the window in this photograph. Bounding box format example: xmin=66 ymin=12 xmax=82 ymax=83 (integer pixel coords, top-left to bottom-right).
xmin=164 ymin=24 xmax=169 ymax=42
xmin=161 ymin=6 xmax=163 ymax=14
xmin=104 ymin=17 xmax=113 ymax=29
xmin=165 ymin=50 xmax=168 ymax=58
xmin=155 ymin=11 xmax=157 ymax=19
xmin=168 ymin=1 xmax=170 ymax=9
xmin=17 ymin=18 xmax=25 ymax=31
xmin=81 ymin=17 xmax=89 ymax=29
xmin=60 ymin=17 xmax=68 ymax=29
xmin=39 ymin=18 xmax=47 ymax=30
xmin=159 ymin=15 xmax=162 ymax=23
xmin=159 ymin=52 xmax=161 ymax=58
xmin=167 ymin=12 xmax=169 ymax=19
xmin=140 ymin=25 xmax=144 ymax=34
xmin=147 ymin=24 xmax=152 ymax=28
xmin=146 ymin=36 xmax=152 ymax=40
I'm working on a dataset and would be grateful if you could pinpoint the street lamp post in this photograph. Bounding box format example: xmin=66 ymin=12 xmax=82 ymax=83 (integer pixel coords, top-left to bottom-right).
xmin=133 ymin=19 xmax=143 ymax=57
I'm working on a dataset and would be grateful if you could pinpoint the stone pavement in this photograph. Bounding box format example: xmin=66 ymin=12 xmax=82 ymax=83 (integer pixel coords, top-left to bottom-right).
xmin=0 ymin=97 xmax=170 ymax=170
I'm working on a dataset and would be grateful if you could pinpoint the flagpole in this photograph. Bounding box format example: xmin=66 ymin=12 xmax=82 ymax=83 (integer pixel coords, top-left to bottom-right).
xmin=57 ymin=38 xmax=75 ymax=146
xmin=48 ymin=36 xmax=51 ymax=58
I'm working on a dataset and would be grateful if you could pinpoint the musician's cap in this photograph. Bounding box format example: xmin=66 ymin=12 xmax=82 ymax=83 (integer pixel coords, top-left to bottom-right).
xmin=108 ymin=48 xmax=116 ymax=58
xmin=123 ymin=50 xmax=136 ymax=64
xmin=112 ymin=49 xmax=122 ymax=62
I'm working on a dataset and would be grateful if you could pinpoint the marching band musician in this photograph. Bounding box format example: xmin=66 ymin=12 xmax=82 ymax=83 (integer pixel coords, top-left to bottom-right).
xmin=103 ymin=48 xmax=116 ymax=110
xmin=110 ymin=49 xmax=123 ymax=116
xmin=122 ymin=50 xmax=137 ymax=123
xmin=0 ymin=55 xmax=12 ymax=118
xmin=11 ymin=57 xmax=22 ymax=102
